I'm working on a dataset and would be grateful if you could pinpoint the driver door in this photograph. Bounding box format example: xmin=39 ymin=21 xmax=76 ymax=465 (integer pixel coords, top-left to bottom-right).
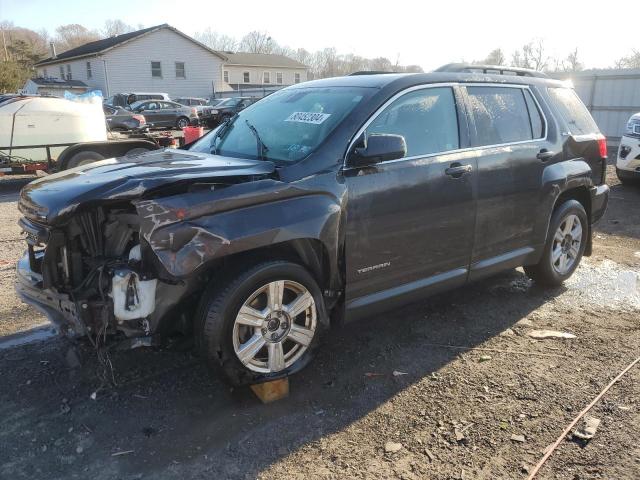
xmin=344 ymin=85 xmax=477 ymax=319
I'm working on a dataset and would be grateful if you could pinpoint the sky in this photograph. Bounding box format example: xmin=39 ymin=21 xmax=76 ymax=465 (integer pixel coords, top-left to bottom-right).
xmin=0 ymin=0 xmax=632 ymax=70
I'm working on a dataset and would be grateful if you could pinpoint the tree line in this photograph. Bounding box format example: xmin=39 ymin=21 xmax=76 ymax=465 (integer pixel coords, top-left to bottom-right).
xmin=3 ymin=21 xmax=640 ymax=94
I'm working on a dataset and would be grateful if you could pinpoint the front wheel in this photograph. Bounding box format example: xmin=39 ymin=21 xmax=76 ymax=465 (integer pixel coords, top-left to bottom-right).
xmin=524 ymin=199 xmax=588 ymax=286
xmin=196 ymin=261 xmax=326 ymax=386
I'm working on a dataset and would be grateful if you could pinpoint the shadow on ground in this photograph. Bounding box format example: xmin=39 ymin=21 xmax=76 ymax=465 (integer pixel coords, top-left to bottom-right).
xmin=0 ymin=268 xmax=564 ymax=480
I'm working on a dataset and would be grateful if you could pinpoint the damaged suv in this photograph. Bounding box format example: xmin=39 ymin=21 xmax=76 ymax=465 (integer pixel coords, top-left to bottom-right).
xmin=16 ymin=65 xmax=609 ymax=386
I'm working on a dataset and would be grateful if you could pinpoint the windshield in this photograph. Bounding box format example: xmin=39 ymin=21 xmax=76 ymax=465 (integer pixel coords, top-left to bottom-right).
xmin=128 ymin=100 xmax=145 ymax=110
xmin=190 ymin=87 xmax=371 ymax=163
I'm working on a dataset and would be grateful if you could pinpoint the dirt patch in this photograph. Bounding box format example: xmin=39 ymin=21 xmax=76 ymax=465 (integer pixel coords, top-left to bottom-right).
xmin=0 ymin=171 xmax=638 ymax=479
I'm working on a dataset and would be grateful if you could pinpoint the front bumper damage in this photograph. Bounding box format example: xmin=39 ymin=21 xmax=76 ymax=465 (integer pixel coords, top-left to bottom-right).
xmin=15 ymin=254 xmax=83 ymax=335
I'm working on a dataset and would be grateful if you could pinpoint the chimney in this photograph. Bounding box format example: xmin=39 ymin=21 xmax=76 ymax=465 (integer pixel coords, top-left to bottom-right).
xmin=50 ymin=42 xmax=57 ymax=59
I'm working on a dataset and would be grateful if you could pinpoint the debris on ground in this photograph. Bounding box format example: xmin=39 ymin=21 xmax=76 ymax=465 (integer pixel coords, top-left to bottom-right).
xmin=478 ymin=355 xmax=492 ymax=362
xmin=392 ymin=370 xmax=408 ymax=377
xmin=364 ymin=372 xmax=385 ymax=378
xmin=526 ymin=330 xmax=576 ymax=340
xmin=111 ymin=450 xmax=134 ymax=457
xmin=510 ymin=434 xmax=526 ymax=443
xmin=573 ymin=415 xmax=601 ymax=441
xmin=384 ymin=441 xmax=403 ymax=453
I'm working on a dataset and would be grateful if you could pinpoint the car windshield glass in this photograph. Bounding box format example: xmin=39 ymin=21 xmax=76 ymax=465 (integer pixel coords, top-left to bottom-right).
xmin=189 ymin=86 xmax=371 ymax=163
xmin=129 ymin=100 xmax=145 ymax=110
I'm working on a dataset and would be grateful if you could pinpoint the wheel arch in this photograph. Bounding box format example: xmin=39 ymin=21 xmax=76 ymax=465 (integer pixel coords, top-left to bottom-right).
xmin=57 ymin=140 xmax=159 ymax=170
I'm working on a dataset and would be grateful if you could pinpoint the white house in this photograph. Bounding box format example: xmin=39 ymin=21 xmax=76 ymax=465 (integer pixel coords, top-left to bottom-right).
xmin=221 ymin=52 xmax=308 ymax=90
xmin=32 ymin=24 xmax=309 ymax=99
xmin=34 ymin=24 xmax=226 ymax=99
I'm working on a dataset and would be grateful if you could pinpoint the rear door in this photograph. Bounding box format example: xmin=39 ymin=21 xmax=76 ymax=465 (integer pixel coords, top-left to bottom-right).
xmin=462 ymin=84 xmax=553 ymax=279
xmin=344 ymin=85 xmax=477 ymax=317
xmin=139 ymin=101 xmax=161 ymax=126
xmin=159 ymin=102 xmax=178 ymax=126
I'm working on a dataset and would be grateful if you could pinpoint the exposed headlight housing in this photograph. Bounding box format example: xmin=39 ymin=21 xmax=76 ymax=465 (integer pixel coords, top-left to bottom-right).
xmin=625 ymin=116 xmax=640 ymax=138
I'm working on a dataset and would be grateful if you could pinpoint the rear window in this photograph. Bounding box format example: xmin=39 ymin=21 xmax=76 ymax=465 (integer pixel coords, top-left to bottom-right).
xmin=547 ymin=87 xmax=598 ymax=135
xmin=467 ymin=86 xmax=535 ymax=146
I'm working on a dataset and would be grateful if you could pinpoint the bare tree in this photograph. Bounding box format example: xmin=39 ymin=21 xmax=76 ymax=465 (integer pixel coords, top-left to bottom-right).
xmin=240 ymin=31 xmax=275 ymax=54
xmin=194 ymin=28 xmax=238 ymax=52
xmin=560 ymin=48 xmax=583 ymax=72
xmin=478 ymin=48 xmax=505 ymax=65
xmin=102 ymin=19 xmax=135 ymax=37
xmin=614 ymin=50 xmax=640 ymax=69
xmin=54 ymin=24 xmax=100 ymax=52
xmin=528 ymin=39 xmax=548 ymax=71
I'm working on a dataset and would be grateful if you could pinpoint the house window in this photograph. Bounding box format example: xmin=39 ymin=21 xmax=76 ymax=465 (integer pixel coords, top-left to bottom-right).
xmin=294 ymin=72 xmax=301 ymax=83
xmin=243 ymin=71 xmax=250 ymax=83
xmin=175 ymin=62 xmax=185 ymax=78
xmin=66 ymin=64 xmax=72 ymax=80
xmin=276 ymin=72 xmax=283 ymax=84
xmin=151 ymin=61 xmax=162 ymax=78
xmin=59 ymin=65 xmax=64 ymax=79
xmin=263 ymin=71 xmax=270 ymax=84
xmin=86 ymin=61 xmax=92 ymax=79
xmin=223 ymin=70 xmax=229 ymax=83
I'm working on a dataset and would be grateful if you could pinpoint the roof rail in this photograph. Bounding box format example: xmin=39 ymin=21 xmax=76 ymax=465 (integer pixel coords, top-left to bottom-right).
xmin=434 ymin=63 xmax=548 ymax=79
xmin=348 ymin=71 xmax=400 ymax=76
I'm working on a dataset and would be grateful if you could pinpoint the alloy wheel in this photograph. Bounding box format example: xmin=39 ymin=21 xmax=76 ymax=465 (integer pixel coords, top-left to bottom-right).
xmin=232 ymin=280 xmax=317 ymax=373
xmin=551 ymin=214 xmax=582 ymax=275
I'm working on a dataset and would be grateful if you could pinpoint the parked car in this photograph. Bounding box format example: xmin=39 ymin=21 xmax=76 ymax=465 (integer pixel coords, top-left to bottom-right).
xmin=174 ymin=97 xmax=214 ymax=124
xmin=127 ymin=100 xmax=198 ymax=129
xmin=208 ymin=97 xmax=257 ymax=126
xmin=103 ymin=105 xmax=147 ymax=132
xmin=16 ymin=65 xmax=609 ymax=387
xmin=105 ymin=92 xmax=171 ymax=108
xmin=616 ymin=112 xmax=640 ymax=183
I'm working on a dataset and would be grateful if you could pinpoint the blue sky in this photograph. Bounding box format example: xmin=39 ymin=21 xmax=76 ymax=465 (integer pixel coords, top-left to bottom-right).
xmin=1 ymin=0 xmax=633 ymax=70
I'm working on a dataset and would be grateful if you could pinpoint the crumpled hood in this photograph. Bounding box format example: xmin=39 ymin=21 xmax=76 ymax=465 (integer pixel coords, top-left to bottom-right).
xmin=19 ymin=149 xmax=275 ymax=224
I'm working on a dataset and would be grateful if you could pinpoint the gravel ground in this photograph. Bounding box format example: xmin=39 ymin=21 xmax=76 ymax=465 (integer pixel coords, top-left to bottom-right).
xmin=0 ymin=165 xmax=638 ymax=480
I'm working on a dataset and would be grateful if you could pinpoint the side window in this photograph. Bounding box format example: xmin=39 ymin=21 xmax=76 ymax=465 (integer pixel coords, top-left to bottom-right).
xmin=524 ymin=90 xmax=544 ymax=139
xmin=467 ymin=86 xmax=533 ymax=146
xmin=366 ymin=87 xmax=460 ymax=157
xmin=547 ymin=87 xmax=598 ymax=135
xmin=145 ymin=102 xmax=158 ymax=110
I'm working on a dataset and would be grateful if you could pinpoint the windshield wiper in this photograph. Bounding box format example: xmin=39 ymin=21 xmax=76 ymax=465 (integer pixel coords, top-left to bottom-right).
xmin=210 ymin=113 xmax=238 ymax=154
xmin=244 ymin=119 xmax=269 ymax=161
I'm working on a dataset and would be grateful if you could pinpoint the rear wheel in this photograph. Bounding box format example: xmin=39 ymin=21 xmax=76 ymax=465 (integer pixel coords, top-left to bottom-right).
xmin=64 ymin=150 xmax=104 ymax=170
xmin=176 ymin=117 xmax=189 ymax=129
xmin=196 ymin=261 xmax=325 ymax=386
xmin=524 ymin=199 xmax=588 ymax=286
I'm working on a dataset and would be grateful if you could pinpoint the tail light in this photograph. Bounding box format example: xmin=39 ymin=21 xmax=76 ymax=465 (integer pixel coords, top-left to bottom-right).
xmin=597 ymin=135 xmax=607 ymax=158
xmin=132 ymin=114 xmax=146 ymax=125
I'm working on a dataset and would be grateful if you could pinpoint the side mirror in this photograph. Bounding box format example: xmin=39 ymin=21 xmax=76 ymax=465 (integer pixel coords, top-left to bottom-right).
xmin=348 ymin=133 xmax=407 ymax=168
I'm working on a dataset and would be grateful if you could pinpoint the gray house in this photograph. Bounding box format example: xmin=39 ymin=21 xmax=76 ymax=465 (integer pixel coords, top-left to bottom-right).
xmin=32 ymin=24 xmax=309 ymax=99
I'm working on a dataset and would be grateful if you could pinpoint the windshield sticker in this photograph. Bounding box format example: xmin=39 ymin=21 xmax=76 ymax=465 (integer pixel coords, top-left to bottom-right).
xmin=285 ymin=112 xmax=331 ymax=124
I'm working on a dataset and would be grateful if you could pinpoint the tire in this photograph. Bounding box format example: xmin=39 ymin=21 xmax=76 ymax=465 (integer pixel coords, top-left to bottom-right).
xmin=124 ymin=147 xmax=151 ymax=157
xmin=524 ymin=199 xmax=588 ymax=287
xmin=176 ymin=117 xmax=189 ymax=129
xmin=195 ymin=261 xmax=326 ymax=386
xmin=64 ymin=150 xmax=105 ymax=170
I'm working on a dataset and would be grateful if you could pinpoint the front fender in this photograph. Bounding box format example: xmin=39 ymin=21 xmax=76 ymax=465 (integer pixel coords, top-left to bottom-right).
xmin=135 ymin=184 xmax=341 ymax=280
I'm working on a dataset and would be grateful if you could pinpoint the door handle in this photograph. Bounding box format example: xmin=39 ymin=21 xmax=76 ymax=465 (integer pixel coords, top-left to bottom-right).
xmin=537 ymin=149 xmax=555 ymax=161
xmin=445 ymin=163 xmax=472 ymax=178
